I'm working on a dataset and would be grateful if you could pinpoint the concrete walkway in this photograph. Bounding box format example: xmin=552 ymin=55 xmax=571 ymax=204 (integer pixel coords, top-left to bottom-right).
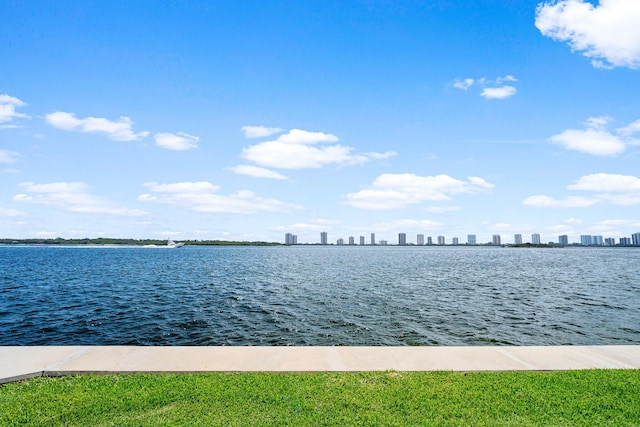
xmin=2 ymin=346 xmax=640 ymax=384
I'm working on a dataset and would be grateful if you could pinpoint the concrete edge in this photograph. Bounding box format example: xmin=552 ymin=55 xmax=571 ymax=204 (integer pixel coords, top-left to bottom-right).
xmin=2 ymin=345 xmax=640 ymax=385
xmin=0 ymin=371 xmax=43 ymax=385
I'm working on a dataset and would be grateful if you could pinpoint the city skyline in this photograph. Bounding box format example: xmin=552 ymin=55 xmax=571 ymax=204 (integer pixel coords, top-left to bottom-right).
xmin=282 ymin=231 xmax=640 ymax=246
xmin=2 ymin=1 xmax=640 ymax=242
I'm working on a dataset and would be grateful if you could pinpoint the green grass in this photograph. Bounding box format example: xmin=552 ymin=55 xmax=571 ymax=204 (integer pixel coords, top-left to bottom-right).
xmin=1 ymin=370 xmax=639 ymax=426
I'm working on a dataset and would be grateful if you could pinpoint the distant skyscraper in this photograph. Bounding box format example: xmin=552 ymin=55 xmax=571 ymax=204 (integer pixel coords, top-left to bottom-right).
xmin=620 ymin=237 xmax=632 ymax=246
xmin=437 ymin=235 xmax=445 ymax=245
xmin=371 ymin=233 xmax=376 ymax=245
xmin=558 ymin=235 xmax=569 ymax=246
xmin=467 ymin=234 xmax=476 ymax=245
xmin=398 ymin=233 xmax=407 ymax=246
xmin=320 ymin=232 xmax=328 ymax=245
xmin=380 ymin=240 xmax=388 ymax=245
xmin=492 ymin=234 xmax=501 ymax=245
xmin=285 ymin=233 xmax=297 ymax=245
xmin=417 ymin=234 xmax=425 ymax=246
xmin=452 ymin=237 xmax=459 ymax=245
xmin=592 ymin=235 xmax=603 ymax=246
xmin=605 ymin=237 xmax=615 ymax=246
xmin=359 ymin=235 xmax=365 ymax=246
xmin=514 ymin=234 xmax=522 ymax=245
xmin=337 ymin=238 xmax=344 ymax=245
xmin=427 ymin=236 xmax=433 ymax=245
xmin=633 ymin=232 xmax=640 ymax=246
xmin=580 ymin=235 xmax=593 ymax=246
xmin=531 ymin=233 xmax=541 ymax=245
xmin=348 ymin=236 xmax=355 ymax=245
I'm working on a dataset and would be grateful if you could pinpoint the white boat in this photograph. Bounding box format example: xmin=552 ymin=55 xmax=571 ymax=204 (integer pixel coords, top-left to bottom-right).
xmin=167 ymin=239 xmax=184 ymax=248
xmin=143 ymin=239 xmax=184 ymax=248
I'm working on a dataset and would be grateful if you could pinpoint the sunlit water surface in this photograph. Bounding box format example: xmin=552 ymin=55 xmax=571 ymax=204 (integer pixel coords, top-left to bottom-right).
xmin=1 ymin=245 xmax=638 ymax=346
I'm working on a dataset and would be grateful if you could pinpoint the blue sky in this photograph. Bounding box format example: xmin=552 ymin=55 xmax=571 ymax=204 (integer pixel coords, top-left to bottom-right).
xmin=1 ymin=0 xmax=640 ymax=244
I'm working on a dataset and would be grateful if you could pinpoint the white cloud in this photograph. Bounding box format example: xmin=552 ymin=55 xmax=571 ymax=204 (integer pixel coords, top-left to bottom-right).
xmin=139 ymin=181 xmax=302 ymax=214
xmin=344 ymin=173 xmax=494 ymax=210
xmin=617 ymin=119 xmax=640 ymax=137
xmin=523 ymin=172 xmax=640 ymax=207
xmin=452 ymin=76 xmax=518 ymax=99
xmin=551 ymin=128 xmax=626 ymax=155
xmin=536 ymin=0 xmax=640 ymax=69
xmin=230 ymin=165 xmax=288 ymax=180
xmin=453 ymin=78 xmax=475 ymax=90
xmin=0 ymin=94 xmax=30 ymax=125
xmin=240 ymin=128 xmax=395 ymax=170
xmin=241 ymin=126 xmax=285 ymax=138
xmin=522 ymin=195 xmax=599 ymax=208
xmin=0 ymin=206 xmax=25 ymax=217
xmin=480 ymin=86 xmax=517 ymax=99
xmin=368 ymin=218 xmax=445 ymax=233
xmin=424 ymin=206 xmax=461 ymax=214
xmin=154 ymin=132 xmax=199 ymax=151
xmin=274 ymin=129 xmax=339 ymax=145
xmin=496 ymin=75 xmax=518 ymax=84
xmin=567 ymin=173 xmax=640 ymax=192
xmin=45 ymin=111 xmax=150 ymax=141
xmin=14 ymin=181 xmax=149 ymax=216
xmin=0 ymin=149 xmax=21 ymax=164
xmin=549 ymin=115 xmax=640 ymax=156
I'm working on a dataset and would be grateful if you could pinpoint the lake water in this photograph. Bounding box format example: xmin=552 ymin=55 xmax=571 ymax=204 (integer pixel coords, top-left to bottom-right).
xmin=1 ymin=245 xmax=639 ymax=346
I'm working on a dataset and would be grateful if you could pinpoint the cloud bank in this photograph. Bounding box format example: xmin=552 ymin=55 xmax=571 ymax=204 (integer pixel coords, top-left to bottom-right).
xmin=344 ymin=173 xmax=494 ymax=210
xmin=45 ymin=111 xmax=150 ymax=141
xmin=154 ymin=132 xmax=199 ymax=150
xmin=0 ymin=94 xmax=30 ymax=126
xmin=14 ymin=182 xmax=149 ymax=216
xmin=241 ymin=126 xmax=284 ymax=138
xmin=549 ymin=116 xmax=639 ymax=156
xmin=240 ymin=128 xmax=396 ymax=170
xmin=523 ymin=173 xmax=640 ymax=207
xmin=138 ymin=181 xmax=302 ymax=214
xmin=536 ymin=0 xmax=640 ymax=69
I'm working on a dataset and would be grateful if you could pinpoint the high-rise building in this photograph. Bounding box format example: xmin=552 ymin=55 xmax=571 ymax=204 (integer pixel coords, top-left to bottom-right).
xmin=437 ymin=235 xmax=445 ymax=245
xmin=592 ymin=235 xmax=603 ymax=246
xmin=452 ymin=237 xmax=459 ymax=245
xmin=633 ymin=232 xmax=640 ymax=246
xmin=531 ymin=233 xmax=541 ymax=244
xmin=379 ymin=240 xmax=388 ymax=245
xmin=492 ymin=234 xmax=501 ymax=245
xmin=348 ymin=236 xmax=355 ymax=245
xmin=359 ymin=236 xmax=365 ymax=246
xmin=605 ymin=237 xmax=615 ymax=246
xmin=620 ymin=237 xmax=632 ymax=246
xmin=417 ymin=234 xmax=425 ymax=246
xmin=337 ymin=238 xmax=344 ymax=245
xmin=427 ymin=236 xmax=433 ymax=245
xmin=320 ymin=232 xmax=328 ymax=245
xmin=514 ymin=234 xmax=522 ymax=245
xmin=370 ymin=233 xmax=376 ymax=245
xmin=558 ymin=235 xmax=569 ymax=246
xmin=580 ymin=235 xmax=593 ymax=246
xmin=467 ymin=234 xmax=476 ymax=245
xmin=285 ymin=233 xmax=297 ymax=245
xmin=398 ymin=233 xmax=407 ymax=246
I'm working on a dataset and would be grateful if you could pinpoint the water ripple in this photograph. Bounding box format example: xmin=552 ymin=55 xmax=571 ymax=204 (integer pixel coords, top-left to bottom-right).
xmin=1 ymin=245 xmax=639 ymax=346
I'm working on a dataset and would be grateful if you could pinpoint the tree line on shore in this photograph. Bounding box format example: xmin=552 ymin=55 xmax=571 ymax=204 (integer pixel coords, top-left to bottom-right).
xmin=0 ymin=238 xmax=281 ymax=246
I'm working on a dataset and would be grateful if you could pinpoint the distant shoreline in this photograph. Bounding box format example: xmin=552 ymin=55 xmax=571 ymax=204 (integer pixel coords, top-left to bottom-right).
xmin=1 ymin=238 xmax=637 ymax=248
xmin=0 ymin=238 xmax=281 ymax=246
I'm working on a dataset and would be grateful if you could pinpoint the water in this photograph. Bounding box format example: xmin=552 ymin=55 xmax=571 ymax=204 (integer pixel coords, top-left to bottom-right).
xmin=1 ymin=245 xmax=638 ymax=346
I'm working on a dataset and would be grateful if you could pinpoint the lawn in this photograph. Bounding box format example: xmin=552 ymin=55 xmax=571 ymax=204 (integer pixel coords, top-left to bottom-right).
xmin=1 ymin=370 xmax=639 ymax=426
